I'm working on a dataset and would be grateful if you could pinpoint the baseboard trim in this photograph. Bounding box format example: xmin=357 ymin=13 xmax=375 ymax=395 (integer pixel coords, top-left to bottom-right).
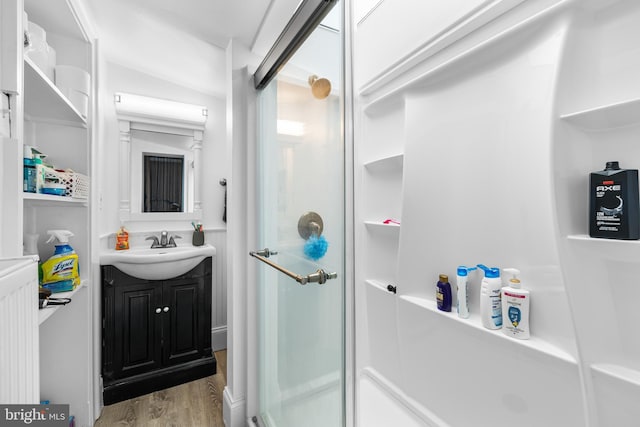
xmin=103 ymin=355 xmax=216 ymax=405
xmin=212 ymin=325 xmax=227 ymax=351
xmin=223 ymin=386 xmax=246 ymax=427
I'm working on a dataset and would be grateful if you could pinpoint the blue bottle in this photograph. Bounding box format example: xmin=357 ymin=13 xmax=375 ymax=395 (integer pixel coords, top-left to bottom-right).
xmin=436 ymin=274 xmax=452 ymax=312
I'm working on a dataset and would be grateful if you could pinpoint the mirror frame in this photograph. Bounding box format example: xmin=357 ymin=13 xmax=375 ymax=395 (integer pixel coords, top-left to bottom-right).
xmin=114 ymin=92 xmax=208 ymax=221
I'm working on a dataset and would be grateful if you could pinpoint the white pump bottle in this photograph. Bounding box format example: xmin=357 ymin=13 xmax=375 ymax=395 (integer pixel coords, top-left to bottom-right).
xmin=478 ymin=264 xmax=503 ymax=329
xmin=501 ymin=268 xmax=530 ymax=339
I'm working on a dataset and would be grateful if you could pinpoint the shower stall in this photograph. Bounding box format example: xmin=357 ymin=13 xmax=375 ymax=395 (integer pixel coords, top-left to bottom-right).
xmin=252 ymin=2 xmax=346 ymax=426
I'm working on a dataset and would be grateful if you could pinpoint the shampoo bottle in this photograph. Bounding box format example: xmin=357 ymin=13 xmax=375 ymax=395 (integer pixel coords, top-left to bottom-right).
xmin=436 ymin=274 xmax=452 ymax=312
xmin=501 ymin=268 xmax=530 ymax=339
xmin=477 ymin=264 xmax=502 ymax=329
xmin=589 ymin=161 xmax=640 ymax=239
xmin=456 ymin=266 xmax=477 ymax=318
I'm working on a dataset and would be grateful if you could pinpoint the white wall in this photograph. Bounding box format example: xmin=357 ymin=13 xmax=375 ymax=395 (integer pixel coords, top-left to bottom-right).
xmin=97 ymin=61 xmax=227 ymax=236
xmin=87 ymin=0 xmax=229 ymax=361
xmin=353 ymin=0 xmax=596 ymax=426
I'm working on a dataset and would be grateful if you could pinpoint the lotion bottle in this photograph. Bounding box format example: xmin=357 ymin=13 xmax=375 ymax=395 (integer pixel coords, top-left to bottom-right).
xmin=436 ymin=274 xmax=452 ymax=312
xmin=501 ymin=268 xmax=530 ymax=339
xmin=456 ymin=266 xmax=476 ymax=318
xmin=477 ymin=264 xmax=502 ymax=329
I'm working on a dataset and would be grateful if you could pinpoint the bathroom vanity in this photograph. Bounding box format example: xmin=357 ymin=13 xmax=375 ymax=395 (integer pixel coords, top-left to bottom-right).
xmin=101 ymin=257 xmax=216 ymax=404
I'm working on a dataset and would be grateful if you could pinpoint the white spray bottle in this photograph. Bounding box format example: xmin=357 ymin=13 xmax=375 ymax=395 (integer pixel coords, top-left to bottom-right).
xmin=501 ymin=268 xmax=530 ymax=339
xmin=456 ymin=266 xmax=476 ymax=318
xmin=477 ymin=264 xmax=503 ymax=329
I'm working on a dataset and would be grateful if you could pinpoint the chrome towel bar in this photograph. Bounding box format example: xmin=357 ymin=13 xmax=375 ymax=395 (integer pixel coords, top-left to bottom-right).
xmin=249 ymin=248 xmax=337 ymax=285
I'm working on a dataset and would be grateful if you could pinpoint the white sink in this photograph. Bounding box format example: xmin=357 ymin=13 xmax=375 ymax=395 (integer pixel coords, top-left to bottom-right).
xmin=100 ymin=244 xmax=216 ymax=280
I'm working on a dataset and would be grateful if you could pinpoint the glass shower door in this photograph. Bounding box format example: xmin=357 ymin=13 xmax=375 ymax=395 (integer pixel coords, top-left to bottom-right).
xmin=255 ymin=7 xmax=344 ymax=427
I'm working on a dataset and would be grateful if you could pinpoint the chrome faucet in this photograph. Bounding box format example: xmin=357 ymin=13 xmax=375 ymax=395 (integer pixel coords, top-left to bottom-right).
xmin=146 ymin=230 xmax=181 ymax=248
xmin=160 ymin=230 xmax=168 ymax=247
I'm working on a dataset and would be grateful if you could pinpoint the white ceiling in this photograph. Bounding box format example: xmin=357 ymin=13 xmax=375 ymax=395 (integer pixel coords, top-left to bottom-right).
xmin=81 ymin=0 xmax=343 ymax=96
xmin=84 ymin=0 xmax=303 ymax=51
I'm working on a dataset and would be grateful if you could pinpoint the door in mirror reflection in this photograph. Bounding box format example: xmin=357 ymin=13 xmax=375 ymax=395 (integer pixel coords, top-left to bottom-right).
xmin=143 ymin=154 xmax=185 ymax=212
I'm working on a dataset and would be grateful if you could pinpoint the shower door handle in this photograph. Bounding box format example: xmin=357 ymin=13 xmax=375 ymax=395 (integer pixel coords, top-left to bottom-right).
xmin=249 ymin=248 xmax=337 ymax=285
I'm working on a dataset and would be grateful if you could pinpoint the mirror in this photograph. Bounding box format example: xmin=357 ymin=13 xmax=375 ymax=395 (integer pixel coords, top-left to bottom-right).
xmin=115 ymin=92 xmax=207 ymax=221
xmin=143 ymin=154 xmax=185 ymax=212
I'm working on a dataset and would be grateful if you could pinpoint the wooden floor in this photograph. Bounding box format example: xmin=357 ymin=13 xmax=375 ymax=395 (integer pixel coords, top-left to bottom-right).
xmin=94 ymin=350 xmax=227 ymax=427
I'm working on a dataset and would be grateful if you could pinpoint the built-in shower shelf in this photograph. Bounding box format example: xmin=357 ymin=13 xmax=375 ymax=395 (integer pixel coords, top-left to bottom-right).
xmin=400 ymin=295 xmax=578 ymax=365
xmin=567 ymin=234 xmax=640 ymax=262
xmin=364 ymin=221 xmax=401 ymax=232
xmin=591 ymin=363 xmax=640 ymax=388
xmin=560 ymin=97 xmax=640 ymax=130
xmin=365 ymin=279 xmax=397 ymax=294
xmin=364 ymin=154 xmax=404 ymax=172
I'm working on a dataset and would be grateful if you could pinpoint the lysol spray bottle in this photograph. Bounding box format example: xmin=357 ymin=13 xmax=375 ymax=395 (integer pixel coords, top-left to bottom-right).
xmin=477 ymin=264 xmax=502 ymax=329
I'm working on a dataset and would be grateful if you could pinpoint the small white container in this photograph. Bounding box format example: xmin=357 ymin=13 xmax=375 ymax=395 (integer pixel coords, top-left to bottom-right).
xmin=66 ymin=90 xmax=89 ymax=117
xmin=55 ymin=65 xmax=90 ymax=116
xmin=27 ymin=21 xmax=46 ymax=43
xmin=24 ymin=233 xmax=39 ymax=256
xmin=26 ymin=21 xmax=55 ymax=81
xmin=55 ymin=65 xmax=90 ymax=94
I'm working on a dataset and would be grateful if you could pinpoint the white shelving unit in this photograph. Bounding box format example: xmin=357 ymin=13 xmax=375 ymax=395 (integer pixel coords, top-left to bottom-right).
xmin=20 ymin=0 xmax=94 ymax=424
xmin=364 ymin=221 xmax=400 ymax=231
xmin=358 ymin=100 xmax=405 ymax=289
xmin=400 ymin=294 xmax=577 ymax=364
xmin=554 ymin=1 xmax=640 ymax=423
xmin=560 ymin=97 xmax=640 ymax=130
xmin=38 ymin=281 xmax=86 ymax=324
xmin=23 ymin=192 xmax=88 ymax=206
xmin=363 ymin=153 xmax=403 ymax=173
xmin=23 ymin=57 xmax=86 ymax=125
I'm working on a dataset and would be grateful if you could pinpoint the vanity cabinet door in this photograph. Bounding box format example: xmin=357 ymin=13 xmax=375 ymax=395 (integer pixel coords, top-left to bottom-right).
xmin=113 ymin=281 xmax=164 ymax=379
xmin=162 ymin=277 xmax=205 ymax=366
xmin=101 ymin=257 xmax=214 ymax=404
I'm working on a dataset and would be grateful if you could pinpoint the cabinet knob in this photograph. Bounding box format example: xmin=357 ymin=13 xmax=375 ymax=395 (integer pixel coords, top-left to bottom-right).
xmin=163 ymin=306 xmax=169 ymax=313
xmin=155 ymin=308 xmax=162 ymax=314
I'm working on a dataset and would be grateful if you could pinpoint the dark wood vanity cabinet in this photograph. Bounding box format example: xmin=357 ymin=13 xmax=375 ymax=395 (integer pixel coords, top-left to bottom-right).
xmin=101 ymin=257 xmax=216 ymax=404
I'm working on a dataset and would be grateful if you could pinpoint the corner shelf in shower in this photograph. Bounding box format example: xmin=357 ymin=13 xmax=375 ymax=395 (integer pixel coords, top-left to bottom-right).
xmin=567 ymin=234 xmax=640 ymax=262
xmin=364 ymin=154 xmax=404 ymax=172
xmin=591 ymin=363 xmax=640 ymax=388
xmin=399 ymin=295 xmax=578 ymax=365
xmin=560 ymin=97 xmax=640 ymax=130
xmin=364 ymin=221 xmax=401 ymax=232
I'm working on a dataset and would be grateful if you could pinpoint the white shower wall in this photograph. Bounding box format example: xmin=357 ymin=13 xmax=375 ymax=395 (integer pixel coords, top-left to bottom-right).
xmin=354 ymin=0 xmax=640 ymax=425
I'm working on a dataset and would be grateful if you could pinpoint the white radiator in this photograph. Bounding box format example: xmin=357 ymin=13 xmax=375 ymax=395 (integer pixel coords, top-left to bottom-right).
xmin=0 ymin=256 xmax=39 ymax=403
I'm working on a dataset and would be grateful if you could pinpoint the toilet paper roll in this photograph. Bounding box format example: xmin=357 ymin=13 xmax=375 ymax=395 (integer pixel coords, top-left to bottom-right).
xmin=55 ymin=65 xmax=90 ymax=95
xmin=66 ymin=90 xmax=89 ymax=118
